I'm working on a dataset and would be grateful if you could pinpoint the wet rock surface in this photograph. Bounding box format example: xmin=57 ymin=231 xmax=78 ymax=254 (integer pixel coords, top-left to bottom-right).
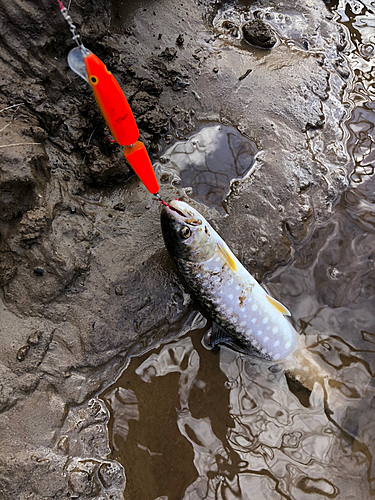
xmin=0 ymin=0 xmax=352 ymax=497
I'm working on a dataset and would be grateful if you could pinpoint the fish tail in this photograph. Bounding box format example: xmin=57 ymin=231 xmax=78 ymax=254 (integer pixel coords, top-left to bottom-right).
xmin=286 ymin=344 xmax=329 ymax=392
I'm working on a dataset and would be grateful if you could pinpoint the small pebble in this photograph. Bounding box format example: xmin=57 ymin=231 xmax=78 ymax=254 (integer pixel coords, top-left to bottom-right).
xmin=176 ymin=34 xmax=184 ymax=46
xmin=27 ymin=331 xmax=41 ymax=346
xmin=17 ymin=345 xmax=30 ymax=361
xmin=114 ymin=203 xmax=125 ymax=212
xmin=98 ymin=462 xmax=122 ymax=489
xmin=115 ymin=286 xmax=123 ymax=296
xmin=33 ymin=267 xmax=44 ymax=276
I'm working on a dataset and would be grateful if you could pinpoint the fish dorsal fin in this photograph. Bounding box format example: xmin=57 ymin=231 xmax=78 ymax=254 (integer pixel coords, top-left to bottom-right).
xmin=266 ymin=294 xmax=291 ymax=316
xmin=217 ymin=240 xmax=237 ymax=272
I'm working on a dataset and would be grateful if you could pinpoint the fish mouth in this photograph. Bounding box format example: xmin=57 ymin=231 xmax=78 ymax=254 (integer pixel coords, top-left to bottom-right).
xmin=160 ymin=199 xmax=203 ymax=226
xmin=159 ymin=198 xmax=188 ymax=220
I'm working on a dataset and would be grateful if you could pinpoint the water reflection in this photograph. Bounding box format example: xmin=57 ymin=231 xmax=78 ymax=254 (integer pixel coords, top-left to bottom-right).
xmin=265 ymin=164 xmax=375 ymax=480
xmin=333 ymin=1 xmax=375 ymax=102
xmin=103 ymin=332 xmax=370 ymax=499
xmin=156 ymin=125 xmax=257 ymax=209
xmin=347 ymin=102 xmax=375 ymax=182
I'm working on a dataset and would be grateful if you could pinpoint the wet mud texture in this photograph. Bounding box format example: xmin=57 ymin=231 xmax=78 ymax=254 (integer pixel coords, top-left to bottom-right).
xmin=0 ymin=0 xmax=351 ymax=498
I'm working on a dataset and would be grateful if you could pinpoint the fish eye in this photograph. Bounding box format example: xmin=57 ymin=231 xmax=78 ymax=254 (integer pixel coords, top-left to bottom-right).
xmin=180 ymin=226 xmax=191 ymax=239
xmin=90 ymin=75 xmax=99 ymax=85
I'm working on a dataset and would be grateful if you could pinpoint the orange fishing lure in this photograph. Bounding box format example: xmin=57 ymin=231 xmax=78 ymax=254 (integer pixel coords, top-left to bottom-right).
xmin=58 ymin=0 xmax=160 ymax=195
xmin=84 ymin=52 xmax=139 ymax=146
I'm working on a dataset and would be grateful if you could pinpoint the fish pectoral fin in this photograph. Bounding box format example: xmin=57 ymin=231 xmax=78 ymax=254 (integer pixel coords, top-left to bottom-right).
xmin=217 ymin=241 xmax=237 ymax=272
xmin=202 ymin=323 xmax=253 ymax=356
xmin=266 ymin=294 xmax=291 ymax=316
xmin=202 ymin=323 xmax=234 ymax=350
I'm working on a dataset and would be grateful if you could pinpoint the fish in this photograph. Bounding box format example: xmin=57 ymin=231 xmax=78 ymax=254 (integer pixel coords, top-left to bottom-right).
xmin=160 ymin=199 xmax=326 ymax=390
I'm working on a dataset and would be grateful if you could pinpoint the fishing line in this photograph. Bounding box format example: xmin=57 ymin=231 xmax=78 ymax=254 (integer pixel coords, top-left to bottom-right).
xmin=56 ymin=0 xmax=83 ymax=48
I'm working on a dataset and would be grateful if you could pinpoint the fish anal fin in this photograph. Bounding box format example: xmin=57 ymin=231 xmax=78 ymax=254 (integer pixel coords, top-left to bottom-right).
xmin=217 ymin=241 xmax=237 ymax=272
xmin=266 ymin=294 xmax=291 ymax=316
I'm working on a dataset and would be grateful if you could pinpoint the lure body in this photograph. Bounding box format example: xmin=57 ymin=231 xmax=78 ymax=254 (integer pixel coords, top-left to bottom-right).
xmin=83 ymin=52 xmax=139 ymax=146
xmin=66 ymin=46 xmax=160 ymax=194
xmin=58 ymin=0 xmax=160 ymax=196
xmin=123 ymin=142 xmax=160 ymax=195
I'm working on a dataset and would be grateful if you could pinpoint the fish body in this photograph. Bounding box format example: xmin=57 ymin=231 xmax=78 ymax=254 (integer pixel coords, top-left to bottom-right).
xmin=161 ymin=200 xmax=325 ymax=388
xmin=161 ymin=200 xmax=298 ymax=362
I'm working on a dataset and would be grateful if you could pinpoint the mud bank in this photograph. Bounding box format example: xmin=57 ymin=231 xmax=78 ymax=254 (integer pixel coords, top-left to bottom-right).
xmin=0 ymin=0 xmax=351 ymax=497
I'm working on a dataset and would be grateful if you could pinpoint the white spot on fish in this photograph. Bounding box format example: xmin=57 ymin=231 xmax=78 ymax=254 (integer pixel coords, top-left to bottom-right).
xmin=240 ymin=321 xmax=246 ymax=327
xmin=215 ymin=257 xmax=221 ymax=262
xmin=257 ymin=330 xmax=263 ymax=336
xmin=264 ymin=336 xmax=269 ymax=342
xmin=228 ymin=293 xmax=233 ymax=300
xmin=274 ymin=353 xmax=281 ymax=361
xmin=251 ymin=318 xmax=257 ymax=324
xmin=252 ymin=304 xmax=258 ymax=311
xmin=263 ymin=318 xmax=269 ymax=324
xmin=227 ymin=307 xmax=233 ymax=314
xmin=246 ymin=329 xmax=253 ymax=335
xmin=273 ymin=340 xmax=280 ymax=347
xmin=285 ymin=341 xmax=291 ymax=349
xmin=261 ymin=348 xmax=268 ymax=355
xmin=236 ymin=285 xmax=241 ymax=291
xmin=272 ymin=327 xmax=279 ymax=334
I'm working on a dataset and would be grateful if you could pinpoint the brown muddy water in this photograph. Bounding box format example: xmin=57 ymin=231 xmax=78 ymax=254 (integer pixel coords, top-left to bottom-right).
xmin=100 ymin=2 xmax=375 ymax=499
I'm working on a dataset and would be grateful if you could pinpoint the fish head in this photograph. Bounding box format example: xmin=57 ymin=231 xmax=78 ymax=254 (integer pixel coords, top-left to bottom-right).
xmin=160 ymin=200 xmax=216 ymax=262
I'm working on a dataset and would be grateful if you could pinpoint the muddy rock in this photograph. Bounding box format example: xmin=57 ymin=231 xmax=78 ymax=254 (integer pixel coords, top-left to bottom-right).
xmin=242 ymin=19 xmax=277 ymax=49
xmin=19 ymin=207 xmax=49 ymax=244
xmin=0 ymin=253 xmax=17 ymax=286
xmin=0 ymin=0 xmax=352 ymax=497
xmin=0 ymin=111 xmax=50 ymax=221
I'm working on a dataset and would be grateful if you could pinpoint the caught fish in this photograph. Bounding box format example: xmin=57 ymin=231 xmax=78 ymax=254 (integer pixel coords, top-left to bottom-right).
xmin=161 ymin=199 xmax=326 ymax=389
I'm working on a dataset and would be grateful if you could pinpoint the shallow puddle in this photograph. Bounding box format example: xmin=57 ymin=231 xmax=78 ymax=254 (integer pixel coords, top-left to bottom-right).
xmin=100 ymin=1 xmax=375 ymax=499
xmin=156 ymin=124 xmax=257 ymax=210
